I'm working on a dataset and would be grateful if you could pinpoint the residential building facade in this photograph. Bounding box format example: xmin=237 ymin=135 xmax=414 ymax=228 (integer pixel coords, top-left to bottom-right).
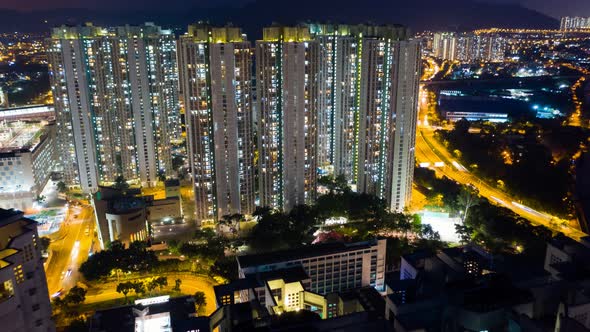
xmin=257 ymin=26 xmax=319 ymax=211
xmin=432 ymin=31 xmax=506 ymax=63
xmin=560 ymin=16 xmax=590 ymax=30
xmin=0 ymin=209 xmax=54 ymax=332
xmin=178 ymin=25 xmax=255 ymax=224
xmin=310 ymin=24 xmax=419 ymax=211
xmin=47 ymin=23 xmax=180 ymax=192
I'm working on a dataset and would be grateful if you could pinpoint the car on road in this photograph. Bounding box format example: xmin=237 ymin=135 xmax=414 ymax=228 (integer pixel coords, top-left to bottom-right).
xmin=85 ymin=227 xmax=90 ymax=236
xmin=51 ymin=289 xmax=64 ymax=298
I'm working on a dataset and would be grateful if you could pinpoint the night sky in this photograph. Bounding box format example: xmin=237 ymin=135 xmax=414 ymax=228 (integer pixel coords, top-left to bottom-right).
xmin=1 ymin=0 xmax=589 ymax=19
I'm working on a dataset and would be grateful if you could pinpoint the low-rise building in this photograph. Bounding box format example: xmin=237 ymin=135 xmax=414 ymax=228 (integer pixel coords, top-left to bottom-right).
xmin=93 ymin=186 xmax=183 ymax=248
xmin=213 ymin=265 xmax=389 ymax=331
xmin=0 ymin=105 xmax=55 ymax=122
xmin=145 ymin=196 xmax=182 ymax=224
xmin=93 ymin=187 xmax=149 ymax=249
xmin=90 ymin=295 xmax=210 ymax=332
xmin=237 ymin=239 xmax=387 ymax=294
xmin=390 ymin=240 xmax=590 ymax=331
xmin=0 ymin=121 xmax=56 ymax=211
xmin=0 ymin=208 xmax=54 ymax=332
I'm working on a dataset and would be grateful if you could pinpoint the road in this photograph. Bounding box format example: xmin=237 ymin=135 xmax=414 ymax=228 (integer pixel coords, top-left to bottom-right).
xmin=45 ymin=204 xmax=96 ymax=297
xmin=416 ymin=60 xmax=587 ymax=241
xmin=414 ymin=126 xmax=587 ymax=241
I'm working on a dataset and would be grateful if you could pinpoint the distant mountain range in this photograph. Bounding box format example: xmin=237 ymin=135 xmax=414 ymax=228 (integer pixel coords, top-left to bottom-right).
xmin=0 ymin=0 xmax=558 ymax=37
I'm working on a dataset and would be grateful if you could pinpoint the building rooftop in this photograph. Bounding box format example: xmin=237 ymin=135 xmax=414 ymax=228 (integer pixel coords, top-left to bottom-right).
xmin=0 ymin=208 xmax=35 ymax=268
xmin=0 ymin=104 xmax=55 ymax=121
xmin=0 ymin=120 xmax=48 ymax=153
xmin=108 ymin=196 xmax=145 ymax=214
xmin=446 ymin=274 xmax=533 ymax=313
xmin=237 ymin=240 xmax=378 ymax=268
xmin=395 ymin=308 xmax=442 ymax=331
xmin=335 ymin=287 xmax=385 ymax=315
xmin=91 ymin=296 xmax=198 ymax=332
xmin=0 ymin=248 xmax=18 ymax=268
xmin=214 ymin=266 xmax=310 ymax=304
xmin=402 ymin=249 xmax=435 ymax=268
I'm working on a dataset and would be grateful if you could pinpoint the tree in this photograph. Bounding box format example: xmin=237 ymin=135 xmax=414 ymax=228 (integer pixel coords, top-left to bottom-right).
xmin=56 ymin=181 xmax=67 ymax=193
xmin=147 ymin=279 xmax=159 ymax=294
xmin=454 ymin=118 xmax=471 ymax=135
xmin=172 ymin=155 xmax=185 ymax=171
xmin=457 ymin=187 xmax=479 ymax=222
xmin=157 ymin=170 xmax=166 ymax=182
xmin=35 ymin=195 xmax=46 ymax=204
xmin=455 ymin=223 xmax=473 ymax=245
xmin=39 ymin=236 xmax=51 ymax=253
xmin=318 ymin=174 xmax=350 ymax=194
xmin=108 ymin=240 xmax=125 ymax=252
xmin=112 ymin=175 xmax=129 ymax=192
xmin=173 ymin=278 xmax=182 ymax=292
xmin=116 ymin=282 xmax=133 ymax=303
xmin=52 ymin=296 xmax=67 ymax=312
xmin=133 ymin=281 xmax=146 ymax=296
xmin=219 ymin=213 xmax=243 ymax=234
xmin=252 ymin=206 xmax=272 ymax=219
xmin=64 ymin=286 xmax=87 ymax=306
xmin=396 ymin=214 xmax=413 ymax=238
xmin=193 ymin=291 xmax=206 ymax=313
xmin=209 ymin=257 xmax=239 ymax=281
xmin=156 ymin=276 xmax=168 ymax=291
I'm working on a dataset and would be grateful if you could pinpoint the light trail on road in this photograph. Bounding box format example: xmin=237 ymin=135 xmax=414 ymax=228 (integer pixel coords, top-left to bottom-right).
xmin=45 ymin=205 xmax=96 ymax=296
xmin=414 ymin=124 xmax=588 ymax=241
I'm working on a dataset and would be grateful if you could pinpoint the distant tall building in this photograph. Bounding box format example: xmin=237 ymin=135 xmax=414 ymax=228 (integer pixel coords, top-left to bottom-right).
xmin=309 ymin=24 xmax=419 ymax=211
xmin=471 ymin=33 xmax=506 ymax=62
xmin=454 ymin=33 xmax=473 ymax=62
xmin=433 ymin=32 xmax=457 ymax=60
xmin=0 ymin=209 xmax=54 ymax=332
xmin=257 ymin=26 xmax=319 ymax=211
xmin=47 ymin=23 xmax=180 ymax=192
xmin=560 ymin=16 xmax=590 ymax=30
xmin=177 ymin=25 xmax=255 ymax=223
xmin=432 ymin=32 xmax=505 ymax=63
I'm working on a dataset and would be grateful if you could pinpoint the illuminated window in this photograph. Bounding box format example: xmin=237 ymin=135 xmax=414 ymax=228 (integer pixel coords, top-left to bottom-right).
xmin=221 ymin=295 xmax=231 ymax=305
xmin=0 ymin=279 xmax=14 ymax=302
xmin=13 ymin=265 xmax=24 ymax=284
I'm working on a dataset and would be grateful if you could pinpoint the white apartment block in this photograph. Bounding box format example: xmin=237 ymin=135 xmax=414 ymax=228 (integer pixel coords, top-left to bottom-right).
xmin=309 ymin=25 xmax=419 ymax=212
xmin=432 ymin=31 xmax=506 ymax=63
xmin=560 ymin=16 xmax=590 ymax=31
xmin=47 ymin=23 xmax=180 ymax=192
xmin=177 ymin=25 xmax=255 ymax=224
xmin=257 ymin=26 xmax=318 ymax=212
xmin=387 ymin=41 xmax=421 ymax=211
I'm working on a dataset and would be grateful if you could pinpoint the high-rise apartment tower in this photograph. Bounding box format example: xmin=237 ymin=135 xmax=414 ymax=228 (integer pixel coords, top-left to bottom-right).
xmin=178 ymin=25 xmax=255 ymax=224
xmin=47 ymin=23 xmax=180 ymax=192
